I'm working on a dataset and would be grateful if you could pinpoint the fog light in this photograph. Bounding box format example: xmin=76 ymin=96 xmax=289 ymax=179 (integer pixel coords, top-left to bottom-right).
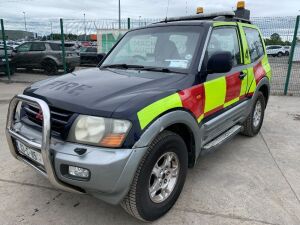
xmin=68 ymin=166 xmax=90 ymax=178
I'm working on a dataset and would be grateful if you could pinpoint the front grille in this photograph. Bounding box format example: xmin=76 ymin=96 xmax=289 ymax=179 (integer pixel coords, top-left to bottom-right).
xmin=22 ymin=103 xmax=75 ymax=138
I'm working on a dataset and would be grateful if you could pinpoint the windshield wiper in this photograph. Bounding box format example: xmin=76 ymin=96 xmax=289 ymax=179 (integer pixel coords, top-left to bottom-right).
xmin=101 ymin=64 xmax=144 ymax=69
xmin=140 ymin=67 xmax=186 ymax=74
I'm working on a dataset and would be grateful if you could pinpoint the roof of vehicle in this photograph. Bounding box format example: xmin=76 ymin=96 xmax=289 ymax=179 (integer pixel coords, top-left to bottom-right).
xmin=152 ymin=11 xmax=251 ymax=26
xmin=23 ymin=41 xmax=76 ymax=45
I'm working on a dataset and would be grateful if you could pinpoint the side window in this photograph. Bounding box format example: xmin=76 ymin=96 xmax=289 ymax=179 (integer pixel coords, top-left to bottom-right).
xmin=49 ymin=43 xmax=61 ymax=51
xmin=244 ymin=27 xmax=264 ymax=62
xmin=30 ymin=43 xmax=46 ymax=51
xmin=207 ymin=27 xmax=241 ymax=67
xmin=17 ymin=43 xmax=32 ymax=52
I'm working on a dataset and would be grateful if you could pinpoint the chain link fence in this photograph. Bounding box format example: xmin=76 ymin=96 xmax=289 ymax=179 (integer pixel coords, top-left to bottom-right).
xmin=285 ymin=16 xmax=300 ymax=96
xmin=0 ymin=16 xmax=300 ymax=95
xmin=252 ymin=17 xmax=297 ymax=95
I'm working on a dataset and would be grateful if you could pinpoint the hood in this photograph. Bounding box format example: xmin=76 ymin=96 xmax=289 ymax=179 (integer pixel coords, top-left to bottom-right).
xmin=24 ymin=68 xmax=188 ymax=117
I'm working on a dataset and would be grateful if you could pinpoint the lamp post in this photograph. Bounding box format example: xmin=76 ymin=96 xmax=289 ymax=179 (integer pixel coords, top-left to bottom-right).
xmin=23 ymin=11 xmax=27 ymax=32
xmin=118 ymin=0 xmax=121 ymax=29
xmin=83 ymin=13 xmax=86 ymax=41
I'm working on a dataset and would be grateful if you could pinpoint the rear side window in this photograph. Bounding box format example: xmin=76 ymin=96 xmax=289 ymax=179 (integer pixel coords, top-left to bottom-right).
xmin=30 ymin=42 xmax=46 ymax=51
xmin=49 ymin=43 xmax=76 ymax=51
xmin=207 ymin=27 xmax=241 ymax=66
xmin=244 ymin=27 xmax=264 ymax=62
xmin=49 ymin=43 xmax=61 ymax=51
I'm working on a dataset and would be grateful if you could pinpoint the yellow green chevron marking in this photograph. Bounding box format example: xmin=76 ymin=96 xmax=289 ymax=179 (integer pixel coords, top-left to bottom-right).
xmin=137 ymin=93 xmax=182 ymax=129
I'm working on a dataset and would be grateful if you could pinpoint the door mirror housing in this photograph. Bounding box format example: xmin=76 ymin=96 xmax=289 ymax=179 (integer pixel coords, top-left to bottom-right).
xmin=207 ymin=51 xmax=233 ymax=74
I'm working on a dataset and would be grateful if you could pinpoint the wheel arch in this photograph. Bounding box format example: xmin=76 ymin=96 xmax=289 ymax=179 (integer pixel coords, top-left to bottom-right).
xmin=133 ymin=110 xmax=202 ymax=168
xmin=258 ymin=84 xmax=269 ymax=106
xmin=41 ymin=56 xmax=59 ymax=66
xmin=255 ymin=77 xmax=270 ymax=107
xmin=165 ymin=123 xmax=196 ymax=168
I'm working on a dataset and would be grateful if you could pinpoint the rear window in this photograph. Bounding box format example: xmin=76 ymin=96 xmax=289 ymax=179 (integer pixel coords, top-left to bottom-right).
xmin=244 ymin=27 xmax=264 ymax=62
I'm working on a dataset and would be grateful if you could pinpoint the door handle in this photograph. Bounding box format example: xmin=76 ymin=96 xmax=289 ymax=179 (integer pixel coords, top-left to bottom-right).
xmin=239 ymin=73 xmax=246 ymax=80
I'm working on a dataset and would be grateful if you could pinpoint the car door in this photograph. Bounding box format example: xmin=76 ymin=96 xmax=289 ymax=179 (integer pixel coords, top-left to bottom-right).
xmin=240 ymin=25 xmax=270 ymax=95
xmin=13 ymin=42 xmax=32 ymax=67
xmin=28 ymin=42 xmax=46 ymax=67
xmin=201 ymin=25 xmax=249 ymax=142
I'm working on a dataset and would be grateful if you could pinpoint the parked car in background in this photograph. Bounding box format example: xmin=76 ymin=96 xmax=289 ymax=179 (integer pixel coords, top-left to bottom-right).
xmin=11 ymin=41 xmax=80 ymax=75
xmin=0 ymin=45 xmax=15 ymax=75
xmin=283 ymin=46 xmax=291 ymax=56
xmin=266 ymin=45 xmax=285 ymax=57
xmin=80 ymin=47 xmax=105 ymax=66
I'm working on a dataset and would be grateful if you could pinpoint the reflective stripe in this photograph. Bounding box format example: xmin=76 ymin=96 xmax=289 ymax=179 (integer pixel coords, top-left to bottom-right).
xmin=253 ymin=61 xmax=266 ymax=84
xmin=137 ymin=93 xmax=182 ymax=129
xmin=197 ymin=114 xmax=204 ymax=123
xmin=247 ymin=67 xmax=256 ymax=94
xmin=213 ymin=22 xmax=237 ymax=27
xmin=179 ymin=84 xmax=205 ymax=120
xmin=224 ymin=97 xmax=239 ymax=108
xmin=204 ymin=76 xmax=226 ymax=113
xmin=225 ymin=72 xmax=241 ymax=103
xmin=240 ymin=69 xmax=248 ymax=97
xmin=262 ymin=55 xmax=272 ymax=80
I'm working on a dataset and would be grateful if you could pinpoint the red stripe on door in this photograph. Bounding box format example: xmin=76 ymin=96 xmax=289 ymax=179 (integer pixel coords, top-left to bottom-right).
xmin=204 ymin=105 xmax=224 ymax=117
xmin=225 ymin=72 xmax=241 ymax=103
xmin=253 ymin=61 xmax=266 ymax=84
xmin=179 ymin=84 xmax=205 ymax=119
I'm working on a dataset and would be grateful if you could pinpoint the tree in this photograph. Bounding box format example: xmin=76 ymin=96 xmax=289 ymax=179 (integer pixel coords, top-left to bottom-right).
xmin=270 ymin=33 xmax=282 ymax=42
xmin=264 ymin=33 xmax=290 ymax=46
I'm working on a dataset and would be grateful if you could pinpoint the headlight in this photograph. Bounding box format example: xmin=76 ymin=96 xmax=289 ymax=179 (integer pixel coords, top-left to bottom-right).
xmin=68 ymin=115 xmax=132 ymax=148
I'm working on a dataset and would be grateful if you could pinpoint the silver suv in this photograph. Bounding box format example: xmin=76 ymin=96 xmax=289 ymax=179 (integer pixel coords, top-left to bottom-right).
xmin=12 ymin=41 xmax=80 ymax=75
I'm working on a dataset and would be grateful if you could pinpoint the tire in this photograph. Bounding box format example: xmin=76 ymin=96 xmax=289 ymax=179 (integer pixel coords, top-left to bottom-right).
xmin=66 ymin=66 xmax=75 ymax=73
xmin=9 ymin=65 xmax=15 ymax=75
xmin=42 ymin=59 xmax=58 ymax=75
xmin=285 ymin=51 xmax=289 ymax=56
xmin=121 ymin=130 xmax=188 ymax=221
xmin=277 ymin=52 xmax=283 ymax=57
xmin=241 ymin=92 xmax=266 ymax=137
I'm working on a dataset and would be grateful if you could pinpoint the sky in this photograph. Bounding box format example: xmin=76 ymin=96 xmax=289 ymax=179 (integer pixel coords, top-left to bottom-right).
xmin=0 ymin=0 xmax=300 ymax=21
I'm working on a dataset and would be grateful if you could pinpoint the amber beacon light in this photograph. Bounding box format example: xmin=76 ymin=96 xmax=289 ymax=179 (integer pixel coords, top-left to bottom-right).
xmin=196 ymin=7 xmax=204 ymax=14
xmin=237 ymin=1 xmax=245 ymax=9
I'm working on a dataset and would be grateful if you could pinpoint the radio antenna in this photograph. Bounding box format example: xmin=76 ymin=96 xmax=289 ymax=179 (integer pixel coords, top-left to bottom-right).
xmin=165 ymin=0 xmax=170 ymax=21
xmin=186 ymin=0 xmax=187 ymax=15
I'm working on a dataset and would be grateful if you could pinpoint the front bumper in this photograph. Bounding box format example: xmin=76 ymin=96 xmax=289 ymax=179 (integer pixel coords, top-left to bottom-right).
xmin=6 ymin=94 xmax=147 ymax=204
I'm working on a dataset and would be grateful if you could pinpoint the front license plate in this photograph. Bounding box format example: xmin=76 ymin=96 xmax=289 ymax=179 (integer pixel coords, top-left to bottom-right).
xmin=16 ymin=140 xmax=44 ymax=166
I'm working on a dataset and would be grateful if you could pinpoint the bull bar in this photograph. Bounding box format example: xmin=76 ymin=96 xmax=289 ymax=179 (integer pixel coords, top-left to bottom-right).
xmin=5 ymin=94 xmax=84 ymax=194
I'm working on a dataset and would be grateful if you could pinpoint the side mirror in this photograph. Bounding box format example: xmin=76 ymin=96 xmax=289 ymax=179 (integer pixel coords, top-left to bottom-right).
xmin=207 ymin=51 xmax=233 ymax=74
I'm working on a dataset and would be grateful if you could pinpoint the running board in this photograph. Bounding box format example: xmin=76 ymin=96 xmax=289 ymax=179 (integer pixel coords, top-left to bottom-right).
xmin=201 ymin=125 xmax=242 ymax=155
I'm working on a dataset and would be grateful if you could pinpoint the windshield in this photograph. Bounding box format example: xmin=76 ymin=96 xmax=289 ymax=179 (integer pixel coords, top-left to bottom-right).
xmin=101 ymin=26 xmax=203 ymax=72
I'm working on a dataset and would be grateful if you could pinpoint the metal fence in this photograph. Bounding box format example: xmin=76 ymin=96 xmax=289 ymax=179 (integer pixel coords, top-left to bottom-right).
xmin=0 ymin=16 xmax=300 ymax=96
